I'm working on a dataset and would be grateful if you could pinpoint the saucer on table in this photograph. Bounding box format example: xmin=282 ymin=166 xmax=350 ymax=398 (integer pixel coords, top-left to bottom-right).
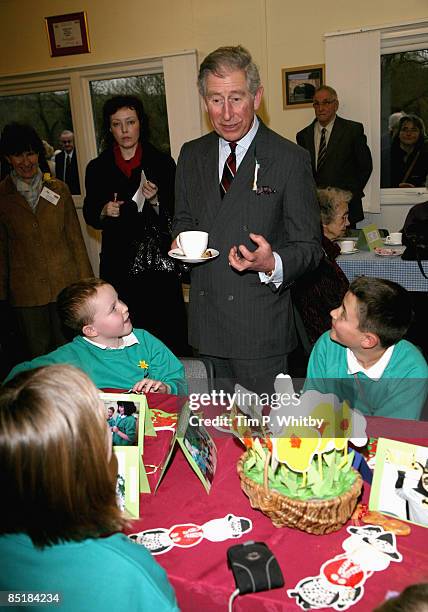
xmin=340 ymin=248 xmax=359 ymax=255
xmin=374 ymin=247 xmax=404 ymax=257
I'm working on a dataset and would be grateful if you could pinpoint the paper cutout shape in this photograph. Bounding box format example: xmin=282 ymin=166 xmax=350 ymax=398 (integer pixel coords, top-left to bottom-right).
xmin=287 ymin=525 xmax=402 ymax=610
xmin=129 ymin=513 xmax=252 ymax=555
xmin=150 ymin=408 xmax=178 ymax=432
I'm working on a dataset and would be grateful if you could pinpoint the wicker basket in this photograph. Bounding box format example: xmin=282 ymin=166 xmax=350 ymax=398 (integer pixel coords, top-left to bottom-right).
xmin=237 ymin=452 xmax=363 ymax=535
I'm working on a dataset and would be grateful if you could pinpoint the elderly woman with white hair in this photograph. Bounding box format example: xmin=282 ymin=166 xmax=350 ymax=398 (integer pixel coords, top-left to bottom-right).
xmin=292 ymin=187 xmax=351 ymax=347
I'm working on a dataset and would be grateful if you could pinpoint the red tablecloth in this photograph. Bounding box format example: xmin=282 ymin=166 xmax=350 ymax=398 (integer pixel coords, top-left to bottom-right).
xmin=126 ymin=395 xmax=428 ymax=612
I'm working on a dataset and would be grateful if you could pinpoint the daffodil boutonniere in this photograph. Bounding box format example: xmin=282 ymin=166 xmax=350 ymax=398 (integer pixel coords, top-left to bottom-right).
xmin=138 ymin=360 xmax=149 ymax=375
xmin=42 ymin=173 xmax=56 ymax=188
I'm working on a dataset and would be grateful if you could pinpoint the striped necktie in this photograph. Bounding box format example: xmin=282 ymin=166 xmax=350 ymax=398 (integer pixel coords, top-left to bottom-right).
xmin=317 ymin=127 xmax=327 ymax=171
xmin=65 ymin=154 xmax=71 ymax=182
xmin=220 ymin=142 xmax=237 ymax=198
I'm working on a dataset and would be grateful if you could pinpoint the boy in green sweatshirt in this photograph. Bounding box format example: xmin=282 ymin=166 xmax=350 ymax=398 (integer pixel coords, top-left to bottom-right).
xmin=5 ymin=278 xmax=186 ymax=395
xmin=306 ymin=276 xmax=428 ymax=419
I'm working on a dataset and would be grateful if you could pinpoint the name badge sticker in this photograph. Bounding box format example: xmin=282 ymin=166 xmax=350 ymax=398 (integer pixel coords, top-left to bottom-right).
xmin=40 ymin=186 xmax=60 ymax=206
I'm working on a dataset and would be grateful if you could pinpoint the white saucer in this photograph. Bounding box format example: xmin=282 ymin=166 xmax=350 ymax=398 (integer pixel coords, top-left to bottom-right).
xmin=168 ymin=248 xmax=219 ymax=264
xmin=383 ymin=240 xmax=402 ymax=247
xmin=340 ymin=248 xmax=359 ymax=255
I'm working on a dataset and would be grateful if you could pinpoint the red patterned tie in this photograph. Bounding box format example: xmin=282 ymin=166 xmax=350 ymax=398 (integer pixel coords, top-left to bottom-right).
xmin=220 ymin=142 xmax=237 ymax=198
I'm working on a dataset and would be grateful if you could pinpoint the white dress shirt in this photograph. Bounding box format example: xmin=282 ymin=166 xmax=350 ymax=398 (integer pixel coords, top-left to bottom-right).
xmin=346 ymin=345 xmax=395 ymax=379
xmin=83 ymin=331 xmax=139 ymax=350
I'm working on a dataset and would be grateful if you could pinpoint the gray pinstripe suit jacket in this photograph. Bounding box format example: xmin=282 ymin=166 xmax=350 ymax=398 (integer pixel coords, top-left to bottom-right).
xmin=173 ymin=120 xmax=322 ymax=359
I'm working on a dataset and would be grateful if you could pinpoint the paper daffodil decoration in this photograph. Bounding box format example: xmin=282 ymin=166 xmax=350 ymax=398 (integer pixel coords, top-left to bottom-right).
xmin=273 ymin=425 xmax=320 ymax=473
xmin=138 ymin=360 xmax=149 ymax=370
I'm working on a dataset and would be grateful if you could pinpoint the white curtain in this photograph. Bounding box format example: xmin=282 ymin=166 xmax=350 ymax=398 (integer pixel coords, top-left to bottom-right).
xmin=325 ymin=31 xmax=380 ymax=213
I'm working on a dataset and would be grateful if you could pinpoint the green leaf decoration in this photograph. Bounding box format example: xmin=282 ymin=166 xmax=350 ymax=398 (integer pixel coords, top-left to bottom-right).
xmin=323 ymin=449 xmax=335 ymax=466
xmin=244 ymin=454 xmax=256 ymax=471
xmin=242 ymin=444 xmax=358 ymax=501
xmin=253 ymin=438 xmax=267 ymax=462
xmin=307 ymin=461 xmax=321 ymax=487
xmin=285 ymin=476 xmax=298 ymax=496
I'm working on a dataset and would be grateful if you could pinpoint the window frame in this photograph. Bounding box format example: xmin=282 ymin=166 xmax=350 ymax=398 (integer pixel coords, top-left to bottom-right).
xmin=380 ymin=29 xmax=428 ymax=205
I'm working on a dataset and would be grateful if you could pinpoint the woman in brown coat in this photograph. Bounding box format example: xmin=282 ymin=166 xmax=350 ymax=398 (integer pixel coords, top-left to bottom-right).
xmin=0 ymin=123 xmax=93 ymax=361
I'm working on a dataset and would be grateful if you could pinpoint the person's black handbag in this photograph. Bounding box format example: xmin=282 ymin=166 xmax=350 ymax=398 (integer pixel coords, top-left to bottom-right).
xmin=401 ymin=219 xmax=428 ymax=279
xmin=129 ymin=205 xmax=178 ymax=275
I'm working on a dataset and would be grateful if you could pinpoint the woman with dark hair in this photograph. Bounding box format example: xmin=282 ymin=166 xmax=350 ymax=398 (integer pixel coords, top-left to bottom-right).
xmin=390 ymin=114 xmax=428 ymax=188
xmin=0 ymin=123 xmax=92 ymax=360
xmin=83 ymin=95 xmax=188 ymax=355
xmin=112 ymin=400 xmax=137 ymax=446
xmin=0 ymin=365 xmax=178 ymax=610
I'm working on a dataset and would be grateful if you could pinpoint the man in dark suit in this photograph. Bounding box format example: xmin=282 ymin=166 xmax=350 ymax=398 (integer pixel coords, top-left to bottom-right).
xmin=55 ymin=130 xmax=81 ymax=194
xmin=296 ymin=85 xmax=372 ymax=226
xmin=173 ymin=46 xmax=322 ymax=392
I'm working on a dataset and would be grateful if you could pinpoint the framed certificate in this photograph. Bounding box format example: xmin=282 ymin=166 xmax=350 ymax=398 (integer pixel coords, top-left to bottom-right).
xmin=45 ymin=12 xmax=90 ymax=57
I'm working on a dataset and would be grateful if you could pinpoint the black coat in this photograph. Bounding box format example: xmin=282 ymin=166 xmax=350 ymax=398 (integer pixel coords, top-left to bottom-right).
xmin=83 ymin=143 xmax=189 ymax=354
xmin=389 ymin=143 xmax=428 ymax=188
xmin=292 ymin=235 xmax=349 ymax=346
xmin=55 ymin=150 xmax=81 ymax=195
xmin=296 ymin=116 xmax=373 ymax=225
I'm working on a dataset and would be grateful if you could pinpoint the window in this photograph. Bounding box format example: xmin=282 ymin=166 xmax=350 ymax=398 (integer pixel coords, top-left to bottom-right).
xmin=0 ymin=90 xmax=72 ymax=148
xmin=89 ymin=73 xmax=170 ymax=153
xmin=380 ymin=49 xmax=428 ymax=189
xmin=0 ymin=89 xmax=75 ymax=180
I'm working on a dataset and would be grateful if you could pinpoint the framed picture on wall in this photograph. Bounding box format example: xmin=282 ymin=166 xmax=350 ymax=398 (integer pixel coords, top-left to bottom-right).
xmin=282 ymin=64 xmax=324 ymax=109
xmin=45 ymin=12 xmax=90 ymax=57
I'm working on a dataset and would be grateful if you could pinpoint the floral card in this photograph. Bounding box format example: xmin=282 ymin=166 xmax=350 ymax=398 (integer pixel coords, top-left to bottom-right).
xmin=154 ymin=402 xmax=217 ymax=493
xmin=370 ymin=437 xmax=428 ymax=528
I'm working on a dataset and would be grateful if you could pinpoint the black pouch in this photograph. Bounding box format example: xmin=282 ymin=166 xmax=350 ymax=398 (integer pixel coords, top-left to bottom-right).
xmin=227 ymin=541 xmax=284 ymax=595
xmin=402 ymin=219 xmax=428 ymax=279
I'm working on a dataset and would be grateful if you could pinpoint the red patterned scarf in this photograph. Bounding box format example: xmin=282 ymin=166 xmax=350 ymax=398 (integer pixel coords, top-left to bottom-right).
xmin=113 ymin=142 xmax=142 ymax=178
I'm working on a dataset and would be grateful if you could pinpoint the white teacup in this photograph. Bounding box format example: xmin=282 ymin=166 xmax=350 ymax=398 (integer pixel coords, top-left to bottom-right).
xmin=339 ymin=240 xmax=355 ymax=254
xmin=385 ymin=232 xmax=402 ymax=245
xmin=176 ymin=231 xmax=208 ymax=258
